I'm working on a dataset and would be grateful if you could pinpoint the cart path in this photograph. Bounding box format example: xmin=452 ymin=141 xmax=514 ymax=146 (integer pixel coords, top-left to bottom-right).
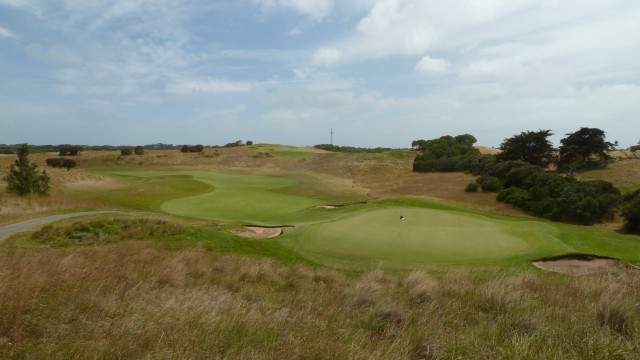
xmin=0 ymin=211 xmax=117 ymax=242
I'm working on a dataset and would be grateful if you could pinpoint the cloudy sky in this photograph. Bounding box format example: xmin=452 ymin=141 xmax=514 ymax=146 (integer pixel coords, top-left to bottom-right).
xmin=1 ymin=0 xmax=639 ymax=148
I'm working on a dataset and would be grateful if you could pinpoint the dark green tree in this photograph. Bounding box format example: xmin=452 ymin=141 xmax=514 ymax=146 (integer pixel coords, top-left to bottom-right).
xmin=120 ymin=147 xmax=133 ymax=156
xmin=58 ymin=144 xmax=83 ymax=156
xmin=559 ymin=128 xmax=615 ymax=172
xmin=4 ymin=144 xmax=50 ymax=196
xmin=412 ymin=134 xmax=480 ymax=172
xmin=497 ymin=130 xmax=554 ymax=167
xmin=134 ymin=146 xmax=145 ymax=155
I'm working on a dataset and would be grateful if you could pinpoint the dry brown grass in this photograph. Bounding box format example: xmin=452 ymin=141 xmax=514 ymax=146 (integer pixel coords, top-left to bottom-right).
xmin=0 ymin=239 xmax=638 ymax=359
xmin=582 ymin=158 xmax=640 ymax=193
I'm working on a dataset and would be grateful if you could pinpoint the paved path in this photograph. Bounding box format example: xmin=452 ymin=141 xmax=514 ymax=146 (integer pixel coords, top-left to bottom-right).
xmin=0 ymin=211 xmax=116 ymax=242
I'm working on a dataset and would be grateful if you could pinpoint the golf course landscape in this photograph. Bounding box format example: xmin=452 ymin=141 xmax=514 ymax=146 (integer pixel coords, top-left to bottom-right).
xmin=60 ymin=164 xmax=640 ymax=271
xmin=1 ymin=144 xmax=639 ymax=358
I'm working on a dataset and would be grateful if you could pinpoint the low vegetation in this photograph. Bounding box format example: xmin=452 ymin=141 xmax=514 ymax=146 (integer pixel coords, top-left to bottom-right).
xmin=0 ymin=228 xmax=638 ymax=358
xmin=314 ymin=144 xmax=394 ymax=153
xmin=45 ymin=157 xmax=77 ymax=170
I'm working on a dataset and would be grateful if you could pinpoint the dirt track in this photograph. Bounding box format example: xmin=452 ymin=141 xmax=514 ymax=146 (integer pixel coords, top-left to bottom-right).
xmin=0 ymin=211 xmax=116 ymax=242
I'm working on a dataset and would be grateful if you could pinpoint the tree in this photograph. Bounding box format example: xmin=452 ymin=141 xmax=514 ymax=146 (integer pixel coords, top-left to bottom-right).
xmin=412 ymin=135 xmax=480 ymax=172
xmin=120 ymin=147 xmax=133 ymax=156
xmin=58 ymin=144 xmax=83 ymax=156
xmin=497 ymin=130 xmax=554 ymax=167
xmin=181 ymin=145 xmax=190 ymax=153
xmin=559 ymin=127 xmax=615 ymax=172
xmin=4 ymin=144 xmax=50 ymax=196
xmin=134 ymin=146 xmax=145 ymax=155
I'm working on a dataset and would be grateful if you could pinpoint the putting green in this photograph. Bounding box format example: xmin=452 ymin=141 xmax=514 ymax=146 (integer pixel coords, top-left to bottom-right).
xmin=283 ymin=207 xmax=567 ymax=269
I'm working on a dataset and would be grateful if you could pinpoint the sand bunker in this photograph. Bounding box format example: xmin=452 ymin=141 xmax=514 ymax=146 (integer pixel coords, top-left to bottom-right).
xmin=318 ymin=205 xmax=338 ymax=209
xmin=532 ymin=254 xmax=629 ymax=276
xmin=229 ymin=226 xmax=290 ymax=239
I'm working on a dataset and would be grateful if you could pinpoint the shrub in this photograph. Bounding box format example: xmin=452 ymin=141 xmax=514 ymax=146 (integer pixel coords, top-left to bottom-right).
xmin=120 ymin=147 xmax=133 ymax=156
xmin=622 ymin=189 xmax=640 ymax=233
xmin=477 ymin=176 xmax=503 ymax=192
xmin=134 ymin=146 xmax=145 ymax=155
xmin=465 ymin=182 xmax=480 ymax=193
xmin=46 ymin=158 xmax=77 ymax=170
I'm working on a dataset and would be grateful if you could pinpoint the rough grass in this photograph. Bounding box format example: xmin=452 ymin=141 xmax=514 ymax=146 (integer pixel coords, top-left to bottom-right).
xmin=582 ymin=159 xmax=640 ymax=193
xmin=0 ymin=239 xmax=638 ymax=359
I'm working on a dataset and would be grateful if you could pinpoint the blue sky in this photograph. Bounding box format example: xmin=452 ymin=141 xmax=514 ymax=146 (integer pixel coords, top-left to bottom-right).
xmin=1 ymin=0 xmax=639 ymax=148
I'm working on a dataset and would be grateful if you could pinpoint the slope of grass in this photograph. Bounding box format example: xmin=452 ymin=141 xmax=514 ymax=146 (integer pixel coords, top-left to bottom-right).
xmin=1 ymin=239 xmax=638 ymax=359
xmin=66 ymin=172 xmax=213 ymax=211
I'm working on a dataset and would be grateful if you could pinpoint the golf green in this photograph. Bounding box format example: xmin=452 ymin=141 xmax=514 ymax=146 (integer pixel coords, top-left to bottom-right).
xmin=283 ymin=207 xmax=564 ymax=269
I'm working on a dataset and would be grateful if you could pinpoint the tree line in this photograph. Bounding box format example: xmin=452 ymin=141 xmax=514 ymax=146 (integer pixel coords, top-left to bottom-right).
xmin=412 ymin=128 xmax=640 ymax=233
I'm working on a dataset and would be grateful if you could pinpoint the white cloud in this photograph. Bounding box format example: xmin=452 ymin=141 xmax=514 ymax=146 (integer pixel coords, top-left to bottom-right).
xmin=415 ymin=56 xmax=450 ymax=74
xmin=0 ymin=25 xmax=16 ymax=38
xmin=0 ymin=0 xmax=31 ymax=8
xmin=255 ymin=0 xmax=334 ymax=20
xmin=166 ymin=78 xmax=254 ymax=94
xmin=312 ymin=47 xmax=342 ymax=67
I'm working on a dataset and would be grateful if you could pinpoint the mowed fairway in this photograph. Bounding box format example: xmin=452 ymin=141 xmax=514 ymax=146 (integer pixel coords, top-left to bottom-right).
xmin=283 ymin=206 xmax=567 ymax=269
xmin=157 ymin=172 xmax=326 ymax=224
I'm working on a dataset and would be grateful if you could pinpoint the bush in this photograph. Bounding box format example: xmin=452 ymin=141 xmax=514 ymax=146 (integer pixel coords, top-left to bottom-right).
xmin=465 ymin=183 xmax=480 ymax=192
xmin=622 ymin=189 xmax=640 ymax=233
xmin=477 ymin=176 xmax=503 ymax=192
xmin=180 ymin=145 xmax=204 ymax=153
xmin=120 ymin=147 xmax=133 ymax=156
xmin=134 ymin=146 xmax=144 ymax=155
xmin=46 ymin=158 xmax=77 ymax=170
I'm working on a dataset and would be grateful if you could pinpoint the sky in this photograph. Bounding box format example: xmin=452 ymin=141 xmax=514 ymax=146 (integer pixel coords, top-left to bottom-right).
xmin=1 ymin=0 xmax=639 ymax=148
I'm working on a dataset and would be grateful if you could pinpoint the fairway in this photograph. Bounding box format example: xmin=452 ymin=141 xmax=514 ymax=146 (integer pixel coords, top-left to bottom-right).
xmin=283 ymin=207 xmax=555 ymax=269
xmin=158 ymin=172 xmax=328 ymax=224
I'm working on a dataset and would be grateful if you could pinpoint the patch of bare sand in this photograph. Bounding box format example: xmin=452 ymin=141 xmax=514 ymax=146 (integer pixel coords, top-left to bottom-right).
xmin=229 ymin=226 xmax=287 ymax=239
xmin=532 ymin=255 xmax=629 ymax=276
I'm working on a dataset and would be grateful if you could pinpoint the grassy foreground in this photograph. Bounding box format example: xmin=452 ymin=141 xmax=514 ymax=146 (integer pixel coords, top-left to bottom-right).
xmin=1 ymin=232 xmax=638 ymax=359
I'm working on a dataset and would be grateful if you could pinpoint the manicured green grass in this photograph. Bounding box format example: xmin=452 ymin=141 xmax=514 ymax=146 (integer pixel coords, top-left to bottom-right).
xmin=69 ymin=170 xmax=640 ymax=270
xmin=249 ymin=144 xmax=322 ymax=158
xmin=161 ymin=172 xmax=326 ymax=225
xmin=66 ymin=173 xmax=213 ymax=211
xmin=282 ymin=206 xmax=554 ymax=269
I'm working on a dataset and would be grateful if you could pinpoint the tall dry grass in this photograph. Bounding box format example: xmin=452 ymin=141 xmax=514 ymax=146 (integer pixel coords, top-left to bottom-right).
xmin=1 ymin=240 xmax=638 ymax=359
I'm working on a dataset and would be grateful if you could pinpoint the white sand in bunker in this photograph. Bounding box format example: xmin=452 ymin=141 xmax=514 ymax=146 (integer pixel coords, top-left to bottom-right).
xmin=532 ymin=255 xmax=628 ymax=276
xmin=318 ymin=205 xmax=338 ymax=209
xmin=229 ymin=226 xmax=287 ymax=239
